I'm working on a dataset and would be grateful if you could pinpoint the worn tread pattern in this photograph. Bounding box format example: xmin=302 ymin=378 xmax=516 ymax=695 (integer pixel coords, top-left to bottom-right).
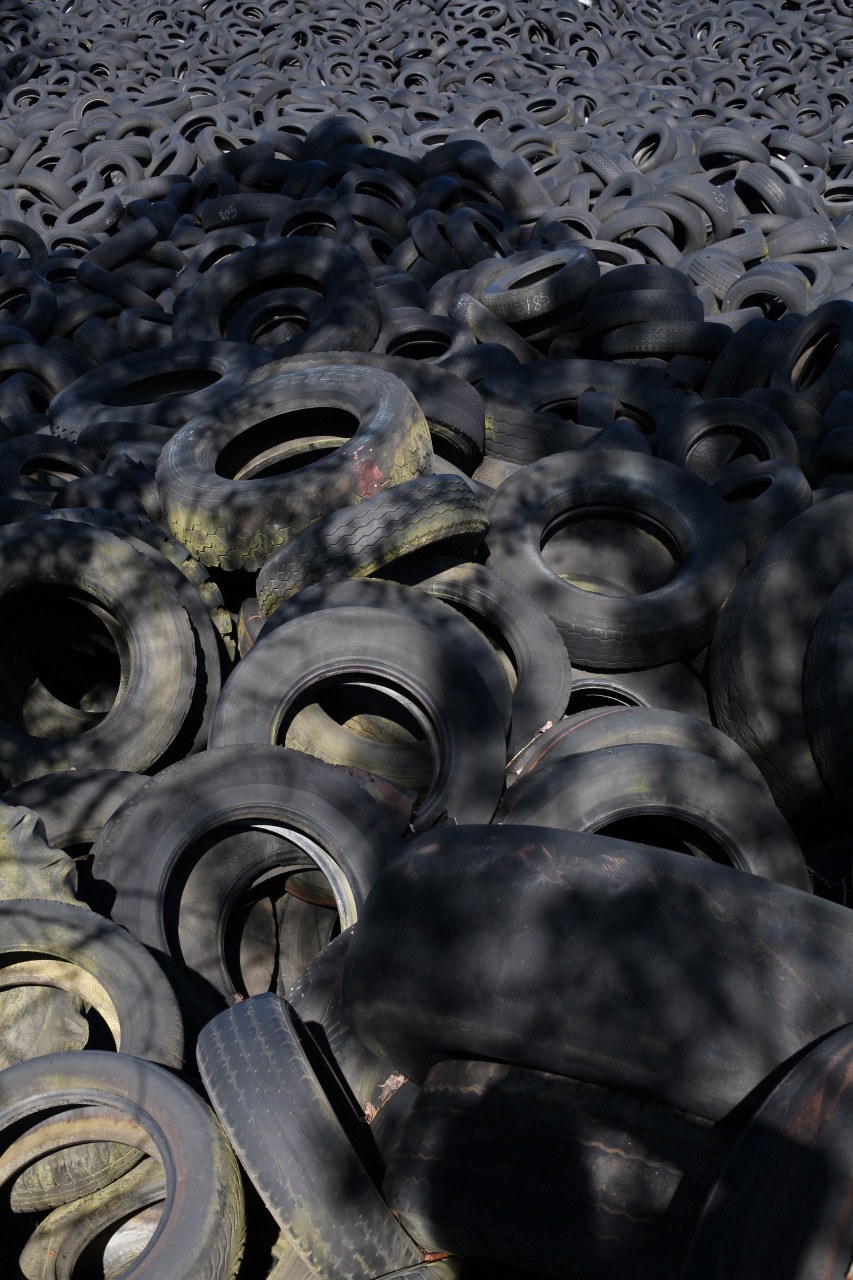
xmin=256 ymin=476 xmax=487 ymax=615
xmin=197 ymin=994 xmax=424 ymax=1280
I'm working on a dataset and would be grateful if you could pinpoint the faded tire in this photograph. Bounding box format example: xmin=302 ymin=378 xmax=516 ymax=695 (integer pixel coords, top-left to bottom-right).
xmin=0 ymin=1051 xmax=245 ymax=1280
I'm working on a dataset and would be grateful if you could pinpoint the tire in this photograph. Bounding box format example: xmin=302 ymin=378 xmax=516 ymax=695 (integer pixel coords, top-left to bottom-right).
xmin=384 ymin=1060 xmax=718 ymax=1280
xmin=656 ymin=397 xmax=799 ymax=483
xmin=486 ymin=449 xmax=744 ymax=669
xmin=342 ymin=823 xmax=853 ymax=1120
xmin=601 ymin=320 xmax=732 ymax=359
xmin=582 ymin=289 xmax=704 ymax=334
xmin=0 ymin=521 xmax=198 ymax=784
xmin=0 ymin=1050 xmax=245 ymax=1280
xmin=211 ymin=605 xmax=507 ymax=829
xmin=253 ymin=578 xmax=513 ymax=742
xmin=89 ymin=745 xmax=399 ymax=1020
xmin=288 ymin=927 xmax=394 ymax=1113
xmin=255 ymin=476 xmax=488 ymax=614
xmin=479 ymin=244 xmax=600 ymax=339
xmin=679 ymin=1022 xmax=853 ymax=1280
xmin=479 ymin=358 xmax=696 ymax=462
xmin=709 ymin=493 xmax=853 ymax=820
xmin=770 ymin=300 xmax=853 ymax=412
xmin=496 ymin=742 xmax=810 ymax=891
xmin=48 ymin=341 xmax=269 ymax=442
xmin=505 ymin=706 xmax=772 ymax=796
xmin=244 ymin=350 xmax=485 ymax=473
xmin=17 ymin=1156 xmax=166 ymax=1280
xmin=44 ymin=506 xmax=235 ymax=661
xmin=710 ymin=458 xmax=812 ymax=562
xmin=155 ymin=364 xmax=432 ymax=571
xmin=0 ymin=434 xmax=99 ymax=506
xmin=802 ymin=571 xmax=853 ymax=808
xmin=398 ymin=561 xmax=574 ymax=760
xmin=0 ymin=898 xmax=184 ymax=1067
xmin=196 ymin=994 xmax=424 ymax=1280
xmin=566 ymin=660 xmax=712 ymax=722
xmin=172 ymin=236 xmax=381 ymax=357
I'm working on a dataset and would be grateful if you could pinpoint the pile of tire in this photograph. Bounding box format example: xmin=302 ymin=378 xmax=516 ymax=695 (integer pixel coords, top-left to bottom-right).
xmin=1 ymin=0 xmax=853 ymax=1274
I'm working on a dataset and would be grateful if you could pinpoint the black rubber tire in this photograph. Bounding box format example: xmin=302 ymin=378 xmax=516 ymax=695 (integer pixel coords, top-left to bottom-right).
xmin=48 ymin=341 xmax=269 ymax=442
xmin=770 ymin=300 xmax=853 ymax=412
xmin=0 ymin=521 xmax=198 ymax=784
xmin=0 ymin=898 xmax=184 ymax=1067
xmin=656 ymin=397 xmax=800 ymax=483
xmin=255 ymin=578 xmax=513 ymax=740
xmin=709 ymin=493 xmax=853 ymax=820
xmin=0 ymin=435 xmax=99 ymax=506
xmin=17 ymin=1156 xmax=166 ymax=1280
xmin=679 ymin=1022 xmax=853 ymax=1280
xmin=582 ymin=288 xmax=704 ymax=334
xmin=44 ymin=505 xmax=235 ymax=662
xmin=40 ymin=511 xmax=224 ymax=755
xmin=288 ymin=927 xmax=394 ymax=1113
xmin=0 ymin=1050 xmax=245 ymax=1280
xmin=384 ymin=1060 xmax=720 ymax=1280
xmin=210 ymin=606 xmax=506 ymax=829
xmin=90 ymin=745 xmax=398 ymax=1020
xmin=802 ymin=571 xmax=853 ymax=808
xmin=172 ymin=237 xmax=381 ymax=357
xmin=402 ymin=561 xmax=574 ymax=760
xmin=566 ymin=659 xmax=712 ymax=722
xmin=255 ymin=475 xmax=489 ymax=614
xmin=496 ymin=742 xmax=810 ymax=891
xmin=196 ymin=994 xmax=424 ymax=1280
xmin=479 ymin=358 xmax=696 ymax=463
xmin=2 ymin=769 xmax=147 ymax=850
xmin=601 ymin=320 xmax=732 ymax=359
xmin=244 ymin=349 xmax=485 ymax=473
xmin=710 ymin=458 xmax=813 ymax=562
xmin=506 ymin=706 xmax=772 ymax=796
xmin=486 ymin=449 xmax=744 ymax=669
xmin=342 ymin=823 xmax=853 ymax=1120
xmin=155 ymin=364 xmax=432 ymax=571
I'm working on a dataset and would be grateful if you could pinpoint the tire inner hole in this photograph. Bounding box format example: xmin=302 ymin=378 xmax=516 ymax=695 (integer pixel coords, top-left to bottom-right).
xmin=169 ymin=824 xmax=341 ymax=1003
xmin=215 ymin=406 xmax=358 ymax=479
xmin=0 ymin=587 xmax=123 ymax=737
xmin=102 ymin=367 xmax=219 ymax=407
xmin=594 ymin=813 xmax=736 ymax=865
xmin=280 ymin=676 xmax=436 ymax=801
xmin=540 ymin=505 xmax=679 ymax=596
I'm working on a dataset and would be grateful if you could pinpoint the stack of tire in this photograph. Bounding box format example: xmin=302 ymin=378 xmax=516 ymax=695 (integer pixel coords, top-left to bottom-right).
xmin=0 ymin=0 xmax=853 ymax=1274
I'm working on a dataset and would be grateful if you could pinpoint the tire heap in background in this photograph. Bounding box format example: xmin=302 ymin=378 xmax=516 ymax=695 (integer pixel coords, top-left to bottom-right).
xmin=2 ymin=0 xmax=853 ymax=1274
